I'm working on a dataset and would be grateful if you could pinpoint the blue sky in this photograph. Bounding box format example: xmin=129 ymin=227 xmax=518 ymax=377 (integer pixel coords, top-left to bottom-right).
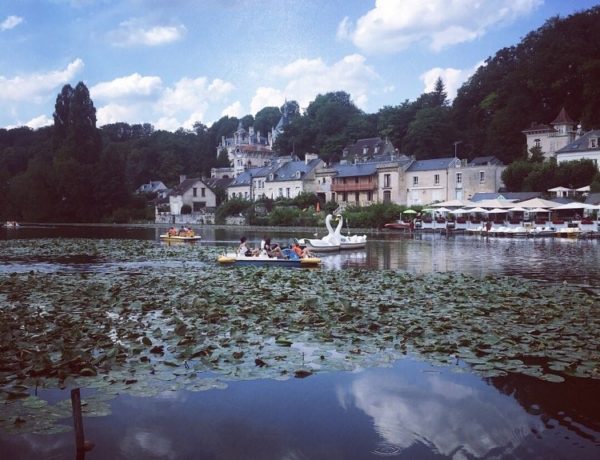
xmin=1 ymin=0 xmax=598 ymax=131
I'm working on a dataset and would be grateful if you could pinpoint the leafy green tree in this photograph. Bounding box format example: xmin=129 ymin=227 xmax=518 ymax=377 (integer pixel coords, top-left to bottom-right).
xmin=403 ymin=107 xmax=457 ymax=159
xmin=254 ymin=107 xmax=281 ymax=137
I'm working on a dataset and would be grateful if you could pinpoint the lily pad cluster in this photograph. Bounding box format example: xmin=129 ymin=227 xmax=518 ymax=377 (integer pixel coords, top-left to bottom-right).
xmin=0 ymin=238 xmax=599 ymax=434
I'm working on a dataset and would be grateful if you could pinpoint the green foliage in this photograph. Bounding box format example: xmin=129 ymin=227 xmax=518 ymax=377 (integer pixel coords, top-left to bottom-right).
xmin=502 ymin=158 xmax=598 ymax=192
xmin=341 ymin=202 xmax=404 ymax=228
xmin=181 ymin=204 xmax=192 ymax=215
xmin=214 ymin=197 xmax=252 ymax=223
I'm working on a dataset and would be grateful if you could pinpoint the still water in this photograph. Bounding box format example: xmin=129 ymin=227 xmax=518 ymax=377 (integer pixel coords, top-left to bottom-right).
xmin=1 ymin=224 xmax=599 ymax=459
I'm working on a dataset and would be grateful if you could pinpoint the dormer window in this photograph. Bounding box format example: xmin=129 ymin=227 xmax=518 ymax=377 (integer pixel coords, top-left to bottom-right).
xmin=363 ymin=147 xmax=368 ymax=155
xmin=590 ymin=138 xmax=598 ymax=149
xmin=295 ymin=170 xmax=301 ymax=179
xmin=269 ymin=173 xmax=274 ymax=181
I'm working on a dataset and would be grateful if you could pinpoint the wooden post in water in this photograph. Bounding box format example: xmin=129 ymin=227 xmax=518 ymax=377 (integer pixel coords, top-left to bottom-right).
xmin=71 ymin=388 xmax=85 ymax=454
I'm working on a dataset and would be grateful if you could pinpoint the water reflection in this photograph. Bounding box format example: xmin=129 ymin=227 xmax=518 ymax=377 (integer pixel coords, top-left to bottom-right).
xmin=343 ymin=367 xmax=540 ymax=458
xmin=3 ymin=224 xmax=600 ymax=284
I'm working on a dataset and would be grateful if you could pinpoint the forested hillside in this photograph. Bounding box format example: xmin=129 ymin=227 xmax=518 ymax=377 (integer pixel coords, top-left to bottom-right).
xmin=2 ymin=6 xmax=600 ymax=221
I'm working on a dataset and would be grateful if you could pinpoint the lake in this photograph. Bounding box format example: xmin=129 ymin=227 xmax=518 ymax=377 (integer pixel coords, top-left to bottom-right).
xmin=0 ymin=224 xmax=599 ymax=459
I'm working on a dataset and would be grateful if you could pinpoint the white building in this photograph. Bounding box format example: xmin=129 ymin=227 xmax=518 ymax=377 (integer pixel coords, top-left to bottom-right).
xmin=555 ymin=130 xmax=600 ymax=169
xmin=522 ymin=107 xmax=581 ymax=159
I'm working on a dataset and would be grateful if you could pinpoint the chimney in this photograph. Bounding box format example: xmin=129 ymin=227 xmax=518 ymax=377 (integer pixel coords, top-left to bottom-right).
xmin=179 ymin=175 xmax=186 ymax=184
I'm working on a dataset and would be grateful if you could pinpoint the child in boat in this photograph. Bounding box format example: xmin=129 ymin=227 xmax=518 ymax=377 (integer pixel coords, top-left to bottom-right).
xmin=292 ymin=242 xmax=312 ymax=258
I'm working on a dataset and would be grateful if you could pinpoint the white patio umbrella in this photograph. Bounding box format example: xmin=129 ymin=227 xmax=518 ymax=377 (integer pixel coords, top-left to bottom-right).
xmin=468 ymin=207 xmax=488 ymax=213
xmin=485 ymin=208 xmax=508 ymax=214
xmin=449 ymin=208 xmax=468 ymax=214
xmin=508 ymin=206 xmax=527 ymax=212
xmin=530 ymin=207 xmax=550 ymax=213
xmin=434 ymin=207 xmax=451 ymax=213
xmin=551 ymin=202 xmax=597 ymax=211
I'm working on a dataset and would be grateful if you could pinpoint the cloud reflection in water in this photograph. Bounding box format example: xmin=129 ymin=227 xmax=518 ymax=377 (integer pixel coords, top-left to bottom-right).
xmin=344 ymin=369 xmax=542 ymax=459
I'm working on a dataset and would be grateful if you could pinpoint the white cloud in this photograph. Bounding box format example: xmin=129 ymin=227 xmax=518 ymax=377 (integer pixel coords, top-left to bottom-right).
xmin=268 ymin=54 xmax=378 ymax=110
xmin=339 ymin=0 xmax=542 ymax=53
xmin=108 ymin=19 xmax=186 ymax=46
xmin=25 ymin=114 xmax=53 ymax=129
xmin=250 ymin=87 xmax=285 ymax=115
xmin=158 ymin=77 xmax=234 ymax=117
xmin=96 ymin=103 xmax=142 ymax=126
xmin=0 ymin=59 xmax=84 ymax=102
xmin=1 ymin=15 xmax=23 ymax=31
xmin=420 ymin=61 xmax=483 ymax=100
xmin=91 ymin=74 xmax=235 ymax=130
xmin=91 ymin=73 xmax=163 ymax=100
xmin=221 ymin=101 xmax=243 ymax=118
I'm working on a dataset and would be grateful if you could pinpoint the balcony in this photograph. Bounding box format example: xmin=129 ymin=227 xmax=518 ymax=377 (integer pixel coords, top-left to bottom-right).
xmin=331 ymin=182 xmax=377 ymax=192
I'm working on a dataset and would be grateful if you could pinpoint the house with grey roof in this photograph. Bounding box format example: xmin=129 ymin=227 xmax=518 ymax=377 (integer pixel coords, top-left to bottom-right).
xmin=136 ymin=180 xmax=169 ymax=198
xmin=314 ymin=154 xmax=412 ymax=207
xmin=555 ymin=129 xmax=600 ymax=169
xmin=407 ymin=157 xmax=505 ymax=206
xmin=341 ymin=137 xmax=398 ymax=163
xmin=226 ymin=154 xmax=324 ymax=201
xmin=522 ymin=107 xmax=580 ymax=160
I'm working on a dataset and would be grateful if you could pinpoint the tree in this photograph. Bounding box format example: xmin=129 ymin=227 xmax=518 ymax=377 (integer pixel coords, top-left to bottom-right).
xmin=403 ymin=107 xmax=457 ymax=159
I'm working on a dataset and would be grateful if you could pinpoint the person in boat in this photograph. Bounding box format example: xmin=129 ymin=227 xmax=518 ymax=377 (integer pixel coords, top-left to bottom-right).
xmin=292 ymin=242 xmax=312 ymax=258
xmin=168 ymin=226 xmax=177 ymax=236
xmin=238 ymin=236 xmax=259 ymax=256
xmin=263 ymin=237 xmax=283 ymax=258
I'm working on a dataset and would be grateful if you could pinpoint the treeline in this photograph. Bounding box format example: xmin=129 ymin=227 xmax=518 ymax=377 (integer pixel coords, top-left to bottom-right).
xmin=3 ymin=6 xmax=600 ymax=221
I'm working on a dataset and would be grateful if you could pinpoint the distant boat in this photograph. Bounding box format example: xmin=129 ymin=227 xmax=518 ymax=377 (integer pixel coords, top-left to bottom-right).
xmin=3 ymin=221 xmax=19 ymax=228
xmin=384 ymin=221 xmax=412 ymax=231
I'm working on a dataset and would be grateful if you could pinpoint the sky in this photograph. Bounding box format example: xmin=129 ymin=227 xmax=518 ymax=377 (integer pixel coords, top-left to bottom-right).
xmin=1 ymin=0 xmax=598 ymax=132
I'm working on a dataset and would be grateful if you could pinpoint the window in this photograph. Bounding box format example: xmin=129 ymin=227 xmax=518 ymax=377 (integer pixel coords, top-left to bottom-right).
xmin=384 ymin=174 xmax=391 ymax=187
xmin=456 ymin=172 xmax=462 ymax=184
xmin=479 ymin=171 xmax=485 ymax=183
xmin=286 ymin=188 xmax=290 ymax=197
xmin=534 ymin=139 xmax=541 ymax=148
xmin=192 ymin=187 xmax=197 ymax=197
xmin=278 ymin=188 xmax=283 ymax=197
xmin=201 ymin=187 xmax=206 ymax=197
xmin=343 ymin=192 xmax=347 ymax=202
xmin=413 ymin=176 xmax=418 ymax=186
xmin=355 ymin=192 xmax=359 ymax=203
xmin=434 ymin=174 xmax=440 ymax=185
xmin=367 ymin=191 xmax=372 ymax=201
xmin=591 ymin=138 xmax=598 ymax=149
xmin=383 ymin=190 xmax=391 ymax=202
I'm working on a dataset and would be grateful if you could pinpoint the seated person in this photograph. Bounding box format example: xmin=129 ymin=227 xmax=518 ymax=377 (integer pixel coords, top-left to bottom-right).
xmin=263 ymin=237 xmax=283 ymax=258
xmin=292 ymin=242 xmax=312 ymax=258
xmin=238 ymin=236 xmax=259 ymax=256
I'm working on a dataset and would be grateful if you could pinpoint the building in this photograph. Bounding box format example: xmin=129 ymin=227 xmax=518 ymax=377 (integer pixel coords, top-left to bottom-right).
xmin=406 ymin=157 xmax=505 ymax=206
xmin=340 ymin=137 xmax=397 ymax=163
xmin=214 ymin=103 xmax=296 ymax=179
xmin=226 ymin=154 xmax=323 ymax=200
xmin=522 ymin=107 xmax=580 ymax=160
xmin=217 ymin=122 xmax=275 ymax=178
xmin=136 ymin=180 xmax=169 ymax=199
xmin=168 ymin=176 xmax=218 ymax=214
xmin=555 ymin=129 xmax=600 ymax=169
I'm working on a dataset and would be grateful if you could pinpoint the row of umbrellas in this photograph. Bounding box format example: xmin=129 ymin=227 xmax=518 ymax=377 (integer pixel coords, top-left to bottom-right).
xmin=401 ymin=198 xmax=600 ymax=215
